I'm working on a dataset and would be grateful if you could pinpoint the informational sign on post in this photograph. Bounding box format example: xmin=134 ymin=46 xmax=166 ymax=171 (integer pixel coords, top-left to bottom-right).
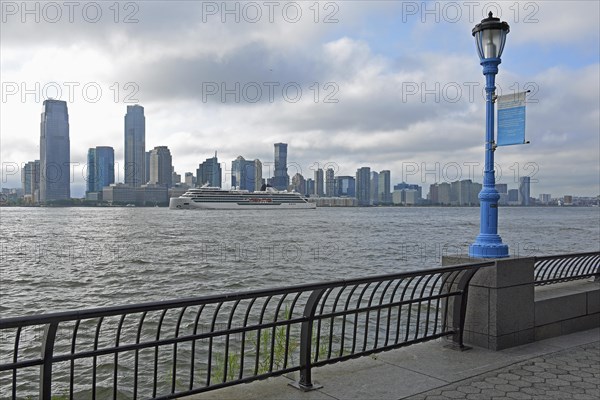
xmin=497 ymin=91 xmax=527 ymax=146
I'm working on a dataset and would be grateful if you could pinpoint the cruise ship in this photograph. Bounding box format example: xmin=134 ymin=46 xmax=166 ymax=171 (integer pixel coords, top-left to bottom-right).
xmin=169 ymin=184 xmax=316 ymax=210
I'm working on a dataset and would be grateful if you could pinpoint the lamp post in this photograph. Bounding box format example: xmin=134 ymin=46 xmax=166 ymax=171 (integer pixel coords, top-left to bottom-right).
xmin=469 ymin=12 xmax=510 ymax=258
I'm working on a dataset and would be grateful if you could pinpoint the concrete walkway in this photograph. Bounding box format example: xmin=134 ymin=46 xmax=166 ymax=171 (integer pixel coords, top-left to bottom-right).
xmin=186 ymin=327 xmax=599 ymax=400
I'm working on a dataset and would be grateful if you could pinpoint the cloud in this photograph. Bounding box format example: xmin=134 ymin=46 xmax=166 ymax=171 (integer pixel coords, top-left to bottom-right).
xmin=1 ymin=1 xmax=598 ymax=198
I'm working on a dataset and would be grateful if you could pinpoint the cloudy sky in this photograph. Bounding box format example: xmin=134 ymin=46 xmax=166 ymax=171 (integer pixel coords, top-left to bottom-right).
xmin=1 ymin=0 xmax=598 ymax=198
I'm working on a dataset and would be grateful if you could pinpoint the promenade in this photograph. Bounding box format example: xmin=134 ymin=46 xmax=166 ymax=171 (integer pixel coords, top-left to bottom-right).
xmin=188 ymin=327 xmax=599 ymax=400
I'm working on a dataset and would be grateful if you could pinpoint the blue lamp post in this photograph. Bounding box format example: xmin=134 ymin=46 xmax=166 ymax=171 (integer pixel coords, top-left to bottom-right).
xmin=469 ymin=12 xmax=510 ymax=258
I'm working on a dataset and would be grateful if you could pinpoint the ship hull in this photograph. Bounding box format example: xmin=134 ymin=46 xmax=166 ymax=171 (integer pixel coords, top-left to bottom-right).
xmin=169 ymin=197 xmax=316 ymax=210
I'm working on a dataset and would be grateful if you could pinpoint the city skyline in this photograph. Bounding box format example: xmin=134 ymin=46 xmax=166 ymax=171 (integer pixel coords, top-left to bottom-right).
xmin=1 ymin=2 xmax=598 ymax=198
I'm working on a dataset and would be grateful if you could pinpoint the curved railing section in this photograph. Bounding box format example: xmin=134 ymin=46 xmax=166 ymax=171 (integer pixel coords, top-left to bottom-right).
xmin=0 ymin=262 xmax=491 ymax=400
xmin=534 ymin=252 xmax=600 ymax=286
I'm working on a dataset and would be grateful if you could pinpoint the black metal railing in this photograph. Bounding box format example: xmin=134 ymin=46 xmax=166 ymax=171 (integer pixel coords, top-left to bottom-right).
xmin=534 ymin=251 xmax=600 ymax=286
xmin=0 ymin=262 xmax=491 ymax=399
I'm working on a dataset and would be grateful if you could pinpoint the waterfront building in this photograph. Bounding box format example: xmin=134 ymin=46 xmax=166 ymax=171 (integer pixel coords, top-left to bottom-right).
xmin=40 ymin=99 xmax=70 ymax=202
xmin=314 ymin=168 xmax=324 ymax=196
xmin=172 ymin=167 xmax=181 ymax=185
xmin=86 ymin=147 xmax=115 ymax=194
xmin=184 ymin=172 xmax=196 ymax=187
xmin=508 ymin=189 xmax=519 ymax=205
xmin=539 ymin=193 xmax=551 ymax=204
xmin=370 ymin=171 xmax=379 ymax=205
xmin=21 ymin=160 xmax=40 ymax=202
xmin=393 ymin=189 xmax=419 ymax=205
xmin=394 ymin=182 xmax=422 ymax=203
xmin=305 ymin=178 xmax=315 ymax=196
xmin=136 ymin=184 xmax=169 ymax=206
xmin=145 ymin=151 xmax=151 ymax=184
xmin=232 ymin=156 xmax=259 ymax=191
xmin=378 ymin=170 xmax=391 ymax=205
xmin=325 ymin=168 xmax=335 ymax=197
xmin=124 ymin=105 xmax=146 ymax=187
xmin=335 ymin=176 xmax=355 ymax=197
xmin=291 ymin=173 xmax=306 ymax=195
xmin=272 ymin=143 xmax=289 ymax=190
xmin=356 ymin=167 xmax=371 ymax=206
xmin=103 ymin=183 xmax=136 ymax=204
xmin=197 ymin=154 xmax=222 ymax=187
xmin=148 ymin=146 xmax=173 ymax=188
xmin=519 ymin=176 xmax=531 ymax=206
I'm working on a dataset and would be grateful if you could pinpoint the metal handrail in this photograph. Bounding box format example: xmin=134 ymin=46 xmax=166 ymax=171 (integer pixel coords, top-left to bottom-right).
xmin=533 ymin=251 xmax=600 ymax=286
xmin=0 ymin=261 xmax=492 ymax=399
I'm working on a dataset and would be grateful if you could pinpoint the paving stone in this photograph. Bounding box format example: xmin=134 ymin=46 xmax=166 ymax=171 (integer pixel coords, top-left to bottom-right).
xmin=494 ymin=383 xmax=520 ymax=392
xmin=456 ymin=385 xmax=480 ymax=394
xmin=483 ymin=377 xmax=508 ymax=385
xmin=505 ymin=392 xmax=533 ymax=399
xmin=439 ymin=390 xmax=464 ymax=399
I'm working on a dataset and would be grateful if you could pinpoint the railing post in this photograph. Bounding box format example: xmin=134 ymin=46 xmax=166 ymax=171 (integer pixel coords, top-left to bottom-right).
xmin=289 ymin=288 xmax=325 ymax=391
xmin=40 ymin=322 xmax=58 ymax=400
xmin=454 ymin=269 xmax=477 ymax=349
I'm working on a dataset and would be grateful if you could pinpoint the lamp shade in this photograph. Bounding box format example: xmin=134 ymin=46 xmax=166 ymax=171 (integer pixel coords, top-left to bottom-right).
xmin=473 ymin=12 xmax=509 ymax=59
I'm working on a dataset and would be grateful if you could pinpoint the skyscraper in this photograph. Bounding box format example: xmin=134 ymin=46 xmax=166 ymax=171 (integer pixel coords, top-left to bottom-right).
xmin=325 ymin=168 xmax=335 ymax=197
xmin=378 ymin=170 xmax=391 ymax=205
xmin=40 ymin=99 xmax=70 ymax=202
xmin=314 ymin=168 xmax=324 ymax=196
xmin=356 ymin=167 xmax=371 ymax=206
xmin=148 ymin=146 xmax=173 ymax=188
xmin=87 ymin=146 xmax=115 ymax=193
xmin=231 ymin=156 xmax=257 ymax=191
xmin=273 ymin=143 xmax=289 ymax=190
xmin=291 ymin=173 xmax=306 ymax=195
xmin=197 ymin=154 xmax=222 ymax=187
xmin=22 ymin=160 xmax=40 ymax=200
xmin=370 ymin=171 xmax=379 ymax=206
xmin=124 ymin=105 xmax=145 ymax=187
xmin=519 ymin=176 xmax=531 ymax=206
xmin=253 ymin=159 xmax=263 ymax=191
xmin=335 ymin=176 xmax=355 ymax=197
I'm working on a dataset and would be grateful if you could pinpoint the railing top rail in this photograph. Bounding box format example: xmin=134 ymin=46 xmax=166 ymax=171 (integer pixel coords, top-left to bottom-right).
xmin=0 ymin=261 xmax=493 ymax=329
xmin=534 ymin=251 xmax=600 ymax=262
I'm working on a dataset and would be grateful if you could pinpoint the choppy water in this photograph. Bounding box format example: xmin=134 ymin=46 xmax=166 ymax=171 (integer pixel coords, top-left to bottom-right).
xmin=1 ymin=206 xmax=598 ymax=318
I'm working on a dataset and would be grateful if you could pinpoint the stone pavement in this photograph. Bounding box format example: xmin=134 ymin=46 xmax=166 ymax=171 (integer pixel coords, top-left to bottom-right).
xmin=408 ymin=341 xmax=599 ymax=400
xmin=187 ymin=327 xmax=600 ymax=400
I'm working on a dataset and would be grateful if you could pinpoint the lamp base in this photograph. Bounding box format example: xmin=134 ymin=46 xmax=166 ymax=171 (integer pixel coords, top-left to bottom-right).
xmin=469 ymin=242 xmax=509 ymax=258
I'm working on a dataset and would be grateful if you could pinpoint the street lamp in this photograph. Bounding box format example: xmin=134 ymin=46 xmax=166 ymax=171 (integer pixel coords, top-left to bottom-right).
xmin=469 ymin=12 xmax=510 ymax=258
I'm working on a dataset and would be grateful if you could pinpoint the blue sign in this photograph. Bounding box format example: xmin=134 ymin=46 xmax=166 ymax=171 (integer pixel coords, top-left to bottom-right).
xmin=497 ymin=92 xmax=526 ymax=146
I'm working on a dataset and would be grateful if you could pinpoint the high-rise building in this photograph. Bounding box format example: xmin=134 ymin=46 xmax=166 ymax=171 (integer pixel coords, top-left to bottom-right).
xmin=539 ymin=194 xmax=551 ymax=204
xmin=370 ymin=171 xmax=379 ymax=205
xmin=87 ymin=146 xmax=115 ymax=193
xmin=356 ymin=167 xmax=371 ymax=206
xmin=148 ymin=146 xmax=173 ymax=188
xmin=305 ymin=178 xmax=315 ymax=197
xmin=508 ymin=189 xmax=519 ymax=204
xmin=394 ymin=182 xmax=422 ymax=203
xmin=184 ymin=172 xmax=196 ymax=187
xmin=272 ymin=143 xmax=289 ymax=190
xmin=124 ymin=105 xmax=145 ymax=187
xmin=314 ymin=168 xmax=324 ymax=196
xmin=291 ymin=173 xmax=306 ymax=194
xmin=335 ymin=176 xmax=356 ymax=197
xmin=21 ymin=160 xmax=40 ymax=196
xmin=145 ymin=150 xmax=151 ymax=185
xmin=40 ymin=99 xmax=70 ymax=202
xmin=378 ymin=170 xmax=391 ymax=205
xmin=232 ymin=156 xmax=259 ymax=191
xmin=325 ymin=168 xmax=335 ymax=197
xmin=519 ymin=176 xmax=531 ymax=206
xmin=197 ymin=154 xmax=222 ymax=187
xmin=253 ymin=159 xmax=263 ymax=191
xmin=438 ymin=182 xmax=451 ymax=205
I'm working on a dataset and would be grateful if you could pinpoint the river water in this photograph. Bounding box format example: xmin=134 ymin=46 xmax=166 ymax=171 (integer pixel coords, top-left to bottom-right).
xmin=1 ymin=206 xmax=598 ymax=318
